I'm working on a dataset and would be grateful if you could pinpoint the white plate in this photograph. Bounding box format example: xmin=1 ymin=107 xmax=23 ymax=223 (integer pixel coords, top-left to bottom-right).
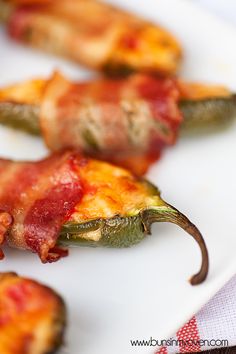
xmin=1 ymin=1 xmax=236 ymax=353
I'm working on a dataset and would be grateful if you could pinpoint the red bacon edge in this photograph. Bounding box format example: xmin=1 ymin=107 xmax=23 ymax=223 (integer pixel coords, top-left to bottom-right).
xmin=0 ymin=151 xmax=85 ymax=262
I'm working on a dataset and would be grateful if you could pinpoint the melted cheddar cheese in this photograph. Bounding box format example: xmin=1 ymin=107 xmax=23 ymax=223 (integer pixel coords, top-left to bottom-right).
xmin=0 ymin=272 xmax=65 ymax=354
xmin=71 ymin=159 xmax=163 ymax=223
xmin=0 ymin=79 xmax=46 ymax=105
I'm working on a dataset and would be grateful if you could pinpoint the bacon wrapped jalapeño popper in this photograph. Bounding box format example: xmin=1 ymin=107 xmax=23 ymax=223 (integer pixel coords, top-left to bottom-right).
xmin=0 ymin=73 xmax=235 ymax=175
xmin=0 ymin=0 xmax=182 ymax=76
xmin=0 ymin=272 xmax=66 ymax=354
xmin=0 ymin=150 xmax=208 ymax=285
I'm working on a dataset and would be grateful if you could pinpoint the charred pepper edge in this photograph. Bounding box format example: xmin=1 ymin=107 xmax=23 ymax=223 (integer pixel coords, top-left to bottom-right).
xmin=59 ymin=202 xmax=209 ymax=285
xmin=45 ymin=292 xmax=67 ymax=354
xmin=102 ymin=62 xmax=136 ymax=77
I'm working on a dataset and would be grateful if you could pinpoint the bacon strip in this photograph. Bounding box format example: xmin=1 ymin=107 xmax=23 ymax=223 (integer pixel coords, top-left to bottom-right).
xmin=41 ymin=73 xmax=182 ymax=175
xmin=0 ymin=272 xmax=66 ymax=354
xmin=0 ymin=151 xmax=84 ymax=262
xmin=6 ymin=0 xmax=182 ymax=75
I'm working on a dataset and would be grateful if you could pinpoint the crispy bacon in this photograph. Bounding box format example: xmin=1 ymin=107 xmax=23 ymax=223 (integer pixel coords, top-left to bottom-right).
xmin=0 ymin=152 xmax=209 ymax=285
xmin=6 ymin=0 xmax=182 ymax=75
xmin=41 ymin=73 xmax=182 ymax=175
xmin=0 ymin=272 xmax=66 ymax=354
xmin=0 ymin=150 xmax=165 ymax=259
xmin=0 ymin=72 xmax=233 ymax=174
xmin=0 ymin=151 xmax=84 ymax=262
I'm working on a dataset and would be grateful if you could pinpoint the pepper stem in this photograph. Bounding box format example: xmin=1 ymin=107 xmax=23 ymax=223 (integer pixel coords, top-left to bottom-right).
xmin=141 ymin=203 xmax=209 ymax=285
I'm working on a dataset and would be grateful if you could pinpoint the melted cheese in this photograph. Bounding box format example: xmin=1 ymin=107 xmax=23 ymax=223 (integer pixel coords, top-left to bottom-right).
xmin=71 ymin=159 xmax=164 ymax=223
xmin=178 ymin=80 xmax=231 ymax=100
xmin=8 ymin=0 xmax=182 ymax=74
xmin=0 ymin=79 xmax=46 ymax=104
xmin=0 ymin=273 xmax=64 ymax=354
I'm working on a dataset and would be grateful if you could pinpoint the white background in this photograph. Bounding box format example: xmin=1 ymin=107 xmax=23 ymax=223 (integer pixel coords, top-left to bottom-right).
xmin=198 ymin=0 xmax=236 ymax=26
xmin=0 ymin=1 xmax=236 ymax=353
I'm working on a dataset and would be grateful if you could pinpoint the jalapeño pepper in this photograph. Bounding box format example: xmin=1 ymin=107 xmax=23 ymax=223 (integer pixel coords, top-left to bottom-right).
xmin=59 ymin=179 xmax=209 ymax=286
xmin=0 ymin=152 xmax=208 ymax=285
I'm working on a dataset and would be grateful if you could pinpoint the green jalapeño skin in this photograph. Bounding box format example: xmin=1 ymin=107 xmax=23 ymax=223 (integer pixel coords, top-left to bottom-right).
xmin=180 ymin=95 xmax=236 ymax=134
xmin=0 ymin=151 xmax=208 ymax=284
xmin=0 ymin=96 xmax=235 ymax=135
xmin=0 ymin=75 xmax=235 ymax=137
xmin=59 ymin=201 xmax=209 ymax=286
xmin=57 ymin=167 xmax=209 ymax=286
xmin=0 ymin=75 xmax=235 ymax=177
